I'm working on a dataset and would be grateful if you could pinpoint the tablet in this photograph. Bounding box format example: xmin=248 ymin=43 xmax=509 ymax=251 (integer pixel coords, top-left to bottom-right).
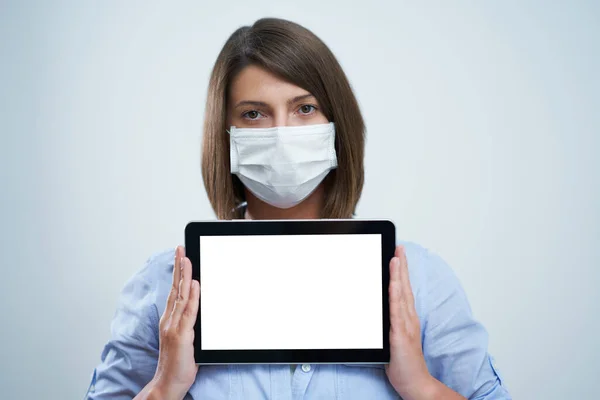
xmin=184 ymin=219 xmax=395 ymax=365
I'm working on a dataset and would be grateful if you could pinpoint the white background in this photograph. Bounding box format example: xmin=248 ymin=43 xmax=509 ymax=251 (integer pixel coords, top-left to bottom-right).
xmin=0 ymin=1 xmax=598 ymax=399
xmin=200 ymin=234 xmax=382 ymax=350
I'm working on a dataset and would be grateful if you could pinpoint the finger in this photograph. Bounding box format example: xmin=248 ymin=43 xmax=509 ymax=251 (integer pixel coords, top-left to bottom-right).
xmin=165 ymin=246 xmax=183 ymax=318
xmin=181 ymin=280 xmax=200 ymax=331
xmin=171 ymin=256 xmax=192 ymax=326
xmin=388 ymin=256 xmax=403 ymax=325
xmin=394 ymin=245 xmax=403 ymax=258
xmin=396 ymin=246 xmax=416 ymax=315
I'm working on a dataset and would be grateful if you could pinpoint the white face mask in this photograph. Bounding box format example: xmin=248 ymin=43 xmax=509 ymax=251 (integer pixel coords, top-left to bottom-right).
xmin=228 ymin=122 xmax=337 ymax=209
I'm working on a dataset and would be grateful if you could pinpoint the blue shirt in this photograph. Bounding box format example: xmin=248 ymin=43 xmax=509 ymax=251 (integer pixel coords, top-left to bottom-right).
xmin=86 ymin=241 xmax=510 ymax=399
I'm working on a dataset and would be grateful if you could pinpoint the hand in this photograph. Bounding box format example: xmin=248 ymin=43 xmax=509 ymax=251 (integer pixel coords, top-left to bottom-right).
xmin=150 ymin=246 xmax=200 ymax=400
xmin=385 ymin=246 xmax=433 ymax=399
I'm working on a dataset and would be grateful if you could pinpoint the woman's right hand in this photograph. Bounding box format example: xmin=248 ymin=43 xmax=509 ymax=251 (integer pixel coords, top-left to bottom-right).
xmin=147 ymin=246 xmax=200 ymax=400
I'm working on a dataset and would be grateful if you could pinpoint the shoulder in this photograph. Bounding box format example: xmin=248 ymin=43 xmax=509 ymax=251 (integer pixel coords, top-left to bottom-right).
xmin=397 ymin=240 xmax=459 ymax=294
xmin=119 ymin=248 xmax=176 ymax=319
xmin=140 ymin=248 xmax=176 ymax=285
xmin=397 ymin=240 xmax=471 ymax=327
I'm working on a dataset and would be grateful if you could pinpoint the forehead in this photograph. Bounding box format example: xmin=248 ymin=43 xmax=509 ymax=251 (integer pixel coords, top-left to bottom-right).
xmin=229 ymin=64 xmax=310 ymax=103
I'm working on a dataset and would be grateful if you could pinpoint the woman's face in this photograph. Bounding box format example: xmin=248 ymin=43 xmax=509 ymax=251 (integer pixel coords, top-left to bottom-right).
xmin=227 ymin=64 xmax=329 ymax=128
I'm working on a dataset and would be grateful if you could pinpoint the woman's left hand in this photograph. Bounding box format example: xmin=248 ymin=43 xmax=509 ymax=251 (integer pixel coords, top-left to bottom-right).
xmin=385 ymin=245 xmax=433 ymax=399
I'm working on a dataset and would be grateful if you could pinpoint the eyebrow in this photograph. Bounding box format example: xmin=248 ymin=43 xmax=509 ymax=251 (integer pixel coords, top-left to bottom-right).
xmin=234 ymin=94 xmax=316 ymax=109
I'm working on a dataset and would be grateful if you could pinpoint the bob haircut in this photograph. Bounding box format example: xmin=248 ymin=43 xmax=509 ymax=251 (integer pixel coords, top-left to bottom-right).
xmin=201 ymin=17 xmax=365 ymax=219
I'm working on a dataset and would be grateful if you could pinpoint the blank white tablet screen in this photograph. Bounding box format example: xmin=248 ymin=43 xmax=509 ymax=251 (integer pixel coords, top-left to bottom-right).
xmin=199 ymin=234 xmax=383 ymax=350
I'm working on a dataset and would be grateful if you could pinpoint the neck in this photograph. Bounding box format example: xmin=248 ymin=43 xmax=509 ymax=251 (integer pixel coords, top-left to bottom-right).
xmin=244 ymin=185 xmax=324 ymax=220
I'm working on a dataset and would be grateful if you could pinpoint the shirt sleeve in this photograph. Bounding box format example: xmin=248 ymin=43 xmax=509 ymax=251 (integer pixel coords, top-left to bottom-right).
xmin=418 ymin=250 xmax=511 ymax=399
xmin=85 ymin=258 xmax=161 ymax=399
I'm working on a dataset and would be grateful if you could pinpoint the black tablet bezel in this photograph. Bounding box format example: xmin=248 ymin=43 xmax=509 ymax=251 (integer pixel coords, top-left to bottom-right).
xmin=185 ymin=219 xmax=395 ymax=364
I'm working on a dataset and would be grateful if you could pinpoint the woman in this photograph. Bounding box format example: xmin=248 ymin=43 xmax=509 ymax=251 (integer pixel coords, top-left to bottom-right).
xmin=87 ymin=18 xmax=510 ymax=400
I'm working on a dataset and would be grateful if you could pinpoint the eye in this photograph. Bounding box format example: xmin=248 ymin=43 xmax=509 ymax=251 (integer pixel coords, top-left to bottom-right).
xmin=242 ymin=110 xmax=263 ymax=120
xmin=298 ymin=104 xmax=317 ymax=115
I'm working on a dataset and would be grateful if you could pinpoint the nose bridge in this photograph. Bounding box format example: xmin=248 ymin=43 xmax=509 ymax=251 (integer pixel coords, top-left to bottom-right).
xmin=272 ymin=106 xmax=289 ymax=128
xmin=272 ymin=100 xmax=304 ymax=127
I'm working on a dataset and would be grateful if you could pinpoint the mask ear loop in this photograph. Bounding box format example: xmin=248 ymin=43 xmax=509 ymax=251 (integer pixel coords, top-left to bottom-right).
xmin=225 ymin=127 xmax=243 ymax=219
xmin=229 ymin=201 xmax=247 ymax=219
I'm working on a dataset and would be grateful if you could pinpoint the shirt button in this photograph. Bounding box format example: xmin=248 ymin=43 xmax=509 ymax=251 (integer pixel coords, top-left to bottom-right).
xmin=301 ymin=364 xmax=311 ymax=373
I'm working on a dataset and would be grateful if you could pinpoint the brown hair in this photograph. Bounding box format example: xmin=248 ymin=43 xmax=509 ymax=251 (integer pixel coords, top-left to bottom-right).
xmin=201 ymin=18 xmax=365 ymax=219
